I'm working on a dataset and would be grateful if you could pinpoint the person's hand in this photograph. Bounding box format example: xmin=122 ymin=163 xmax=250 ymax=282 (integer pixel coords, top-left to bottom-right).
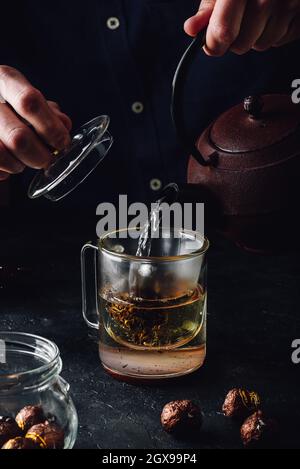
xmin=0 ymin=66 xmax=72 ymax=181
xmin=184 ymin=0 xmax=300 ymax=56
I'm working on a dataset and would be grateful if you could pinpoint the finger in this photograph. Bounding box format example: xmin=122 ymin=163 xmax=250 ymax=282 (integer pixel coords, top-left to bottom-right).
xmin=253 ymin=2 xmax=297 ymax=51
xmin=274 ymin=14 xmax=300 ymax=47
xmin=230 ymin=0 xmax=273 ymax=54
xmin=48 ymin=103 xmax=72 ymax=132
xmin=0 ymin=66 xmax=71 ymax=150
xmin=48 ymin=101 xmax=72 ymax=131
xmin=55 ymin=111 xmax=73 ymax=132
xmin=0 ymin=103 xmax=53 ymax=169
xmin=0 ymin=171 xmax=10 ymax=181
xmin=47 ymin=101 xmax=61 ymax=111
xmin=205 ymin=0 xmax=248 ymax=56
xmin=253 ymin=18 xmax=291 ymax=51
xmin=184 ymin=0 xmax=216 ymax=37
xmin=0 ymin=140 xmax=25 ymax=174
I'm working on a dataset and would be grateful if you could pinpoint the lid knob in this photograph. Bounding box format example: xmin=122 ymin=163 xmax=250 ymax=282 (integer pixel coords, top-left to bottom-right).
xmin=244 ymin=95 xmax=264 ymax=119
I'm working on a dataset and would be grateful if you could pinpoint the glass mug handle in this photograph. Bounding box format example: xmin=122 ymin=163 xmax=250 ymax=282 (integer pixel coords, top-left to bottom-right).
xmin=81 ymin=243 xmax=99 ymax=330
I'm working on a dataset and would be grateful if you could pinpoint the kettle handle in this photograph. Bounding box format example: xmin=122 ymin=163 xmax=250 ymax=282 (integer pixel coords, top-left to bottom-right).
xmin=171 ymin=30 xmax=210 ymax=167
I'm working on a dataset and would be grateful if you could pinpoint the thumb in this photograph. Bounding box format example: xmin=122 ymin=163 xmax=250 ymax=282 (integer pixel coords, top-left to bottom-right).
xmin=184 ymin=0 xmax=216 ymax=37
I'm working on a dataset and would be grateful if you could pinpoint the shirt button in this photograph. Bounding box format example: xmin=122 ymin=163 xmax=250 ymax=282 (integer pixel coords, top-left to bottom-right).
xmin=150 ymin=179 xmax=162 ymax=191
xmin=132 ymin=102 xmax=144 ymax=114
xmin=107 ymin=17 xmax=120 ymax=30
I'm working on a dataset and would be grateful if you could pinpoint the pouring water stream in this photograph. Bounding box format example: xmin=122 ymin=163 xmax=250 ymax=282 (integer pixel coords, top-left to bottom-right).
xmin=135 ymin=183 xmax=180 ymax=257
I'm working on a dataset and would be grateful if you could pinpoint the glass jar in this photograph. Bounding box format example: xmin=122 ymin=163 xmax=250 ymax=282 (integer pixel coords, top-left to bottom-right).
xmin=0 ymin=332 xmax=78 ymax=449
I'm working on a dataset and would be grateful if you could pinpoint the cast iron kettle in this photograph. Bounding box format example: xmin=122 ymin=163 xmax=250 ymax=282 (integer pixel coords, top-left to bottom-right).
xmin=172 ymin=31 xmax=300 ymax=253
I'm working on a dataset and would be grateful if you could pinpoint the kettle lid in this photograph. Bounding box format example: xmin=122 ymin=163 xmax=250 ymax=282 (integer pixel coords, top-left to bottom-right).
xmin=210 ymin=95 xmax=300 ymax=153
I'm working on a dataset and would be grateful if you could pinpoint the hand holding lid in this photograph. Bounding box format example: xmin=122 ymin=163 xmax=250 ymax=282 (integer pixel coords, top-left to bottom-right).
xmin=28 ymin=116 xmax=113 ymax=201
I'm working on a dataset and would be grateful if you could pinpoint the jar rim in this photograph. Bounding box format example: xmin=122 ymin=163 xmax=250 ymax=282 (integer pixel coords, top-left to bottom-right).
xmin=0 ymin=332 xmax=61 ymax=393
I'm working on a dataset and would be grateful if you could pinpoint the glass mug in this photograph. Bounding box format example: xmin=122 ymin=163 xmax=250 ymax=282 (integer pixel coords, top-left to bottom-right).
xmin=81 ymin=228 xmax=209 ymax=380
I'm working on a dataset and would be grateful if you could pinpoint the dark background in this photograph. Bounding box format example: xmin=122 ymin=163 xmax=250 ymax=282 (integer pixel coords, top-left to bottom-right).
xmin=1 ymin=0 xmax=300 ymax=450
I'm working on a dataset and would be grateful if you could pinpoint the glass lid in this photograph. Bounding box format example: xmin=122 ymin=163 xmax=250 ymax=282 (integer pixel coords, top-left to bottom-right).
xmin=28 ymin=115 xmax=113 ymax=201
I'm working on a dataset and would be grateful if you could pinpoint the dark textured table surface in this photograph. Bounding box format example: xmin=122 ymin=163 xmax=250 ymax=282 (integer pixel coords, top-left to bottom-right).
xmin=1 ymin=210 xmax=300 ymax=449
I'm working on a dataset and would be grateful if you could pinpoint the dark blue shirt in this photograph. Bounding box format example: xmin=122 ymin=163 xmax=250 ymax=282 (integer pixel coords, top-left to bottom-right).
xmin=1 ymin=0 xmax=300 ymax=213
